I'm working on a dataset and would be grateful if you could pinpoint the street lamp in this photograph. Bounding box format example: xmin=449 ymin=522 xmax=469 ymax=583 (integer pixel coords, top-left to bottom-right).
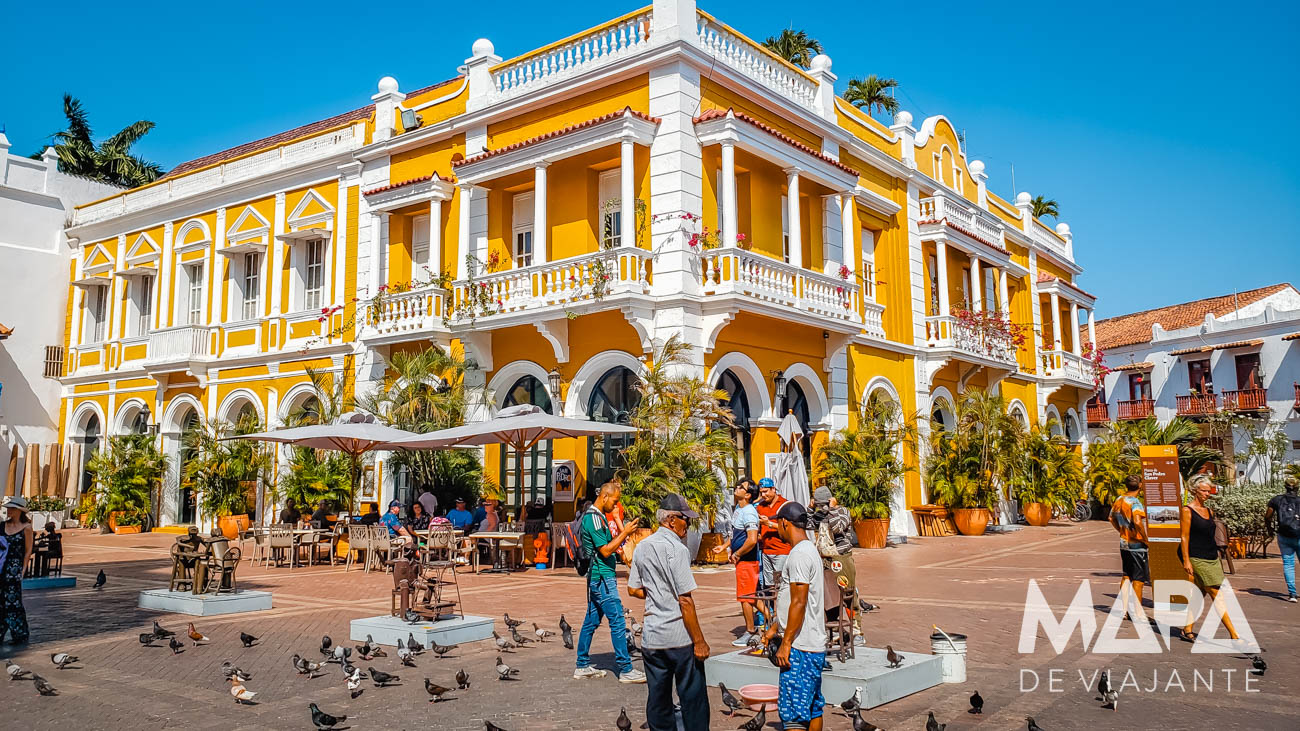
xmin=548 ymin=368 xmax=564 ymax=415
xmin=772 ymin=369 xmax=787 ymax=413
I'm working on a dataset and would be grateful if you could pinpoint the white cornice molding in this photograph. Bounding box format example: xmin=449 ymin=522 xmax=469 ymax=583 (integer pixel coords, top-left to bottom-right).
xmin=363 ymin=176 xmax=455 ymax=212
xmin=452 ymin=111 xmax=658 ymax=184
xmin=695 ymin=111 xmax=858 ymax=192
xmin=853 ymin=185 xmax=902 ymax=217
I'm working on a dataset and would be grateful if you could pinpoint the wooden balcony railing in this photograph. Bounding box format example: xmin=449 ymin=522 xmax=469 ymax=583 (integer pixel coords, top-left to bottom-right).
xmin=1086 ymin=402 xmax=1111 ymax=425
xmin=1221 ymin=388 xmax=1268 ymax=412
xmin=1117 ymin=399 xmax=1154 ymax=420
xmin=1294 ymin=383 xmax=1300 ymax=409
xmin=1176 ymin=394 xmax=1218 ymax=417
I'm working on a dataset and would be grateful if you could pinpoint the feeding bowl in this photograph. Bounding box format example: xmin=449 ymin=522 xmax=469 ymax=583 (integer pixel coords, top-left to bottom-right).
xmin=738 ymin=683 xmax=779 ymax=712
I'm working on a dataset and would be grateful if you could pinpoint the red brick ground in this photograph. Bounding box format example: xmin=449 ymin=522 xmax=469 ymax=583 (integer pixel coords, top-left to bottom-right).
xmin=2 ymin=521 xmax=1297 ymax=730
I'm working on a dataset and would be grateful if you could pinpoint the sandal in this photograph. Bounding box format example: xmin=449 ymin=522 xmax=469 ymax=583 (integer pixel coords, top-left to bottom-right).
xmin=1178 ymin=629 xmax=1198 ymax=643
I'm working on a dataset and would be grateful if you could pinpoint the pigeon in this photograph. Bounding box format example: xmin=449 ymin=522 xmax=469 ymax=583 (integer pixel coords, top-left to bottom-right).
xmin=369 ymin=667 xmax=399 ymax=687
xmin=6 ymin=660 xmax=30 ymax=680
xmin=1097 ymin=668 xmax=1110 ymax=699
xmin=629 ymin=618 xmax=643 ymax=637
xmin=625 ymin=631 xmax=639 ymax=657
xmin=424 ymin=678 xmax=453 ymax=702
xmin=493 ymin=632 xmax=516 ymax=652
xmin=719 ymin=682 xmax=746 ymax=716
xmin=533 ymin=623 xmax=554 ymax=642
xmin=229 ymin=676 xmax=257 ymax=704
xmin=1103 ymin=686 xmax=1119 ymax=711
xmin=354 ymin=645 xmax=374 ymax=662
xmin=559 ymin=614 xmax=572 ymax=634
xmin=432 ymin=642 xmax=456 ymax=658
xmin=510 ymin=627 xmax=533 ymax=645
xmin=1251 ymin=655 xmax=1267 ymax=675
xmin=221 ymin=661 xmax=252 ymax=682
xmin=186 ymin=622 xmax=209 ymax=646
xmin=240 ymin=632 xmax=259 ymax=648
xmin=34 ymin=675 xmax=58 ymax=696
xmin=926 ymin=711 xmax=945 ymax=731
xmin=93 ymin=569 xmax=106 ymax=590
xmin=850 ymin=709 xmax=881 ymax=731
xmin=294 ymin=654 xmax=324 ymax=678
xmin=309 ymin=702 xmax=347 ymax=729
xmin=495 ymin=656 xmax=519 ymax=680
xmin=885 ymin=645 xmax=904 ymax=668
xmin=397 ymin=643 xmax=415 ymax=667
xmin=320 ymin=635 xmax=333 ymax=658
xmin=456 ymin=668 xmax=470 ymax=689
xmin=330 ymin=645 xmax=351 ymax=664
xmin=737 ymin=706 xmax=765 ymax=730
xmin=485 ymin=722 xmax=509 ymax=731
xmin=402 ymin=609 xmax=422 ymax=624
xmin=407 ymin=632 xmax=425 ymax=654
xmin=841 ymin=685 xmax=863 ymax=715
xmin=169 ymin=638 xmax=184 ymax=654
xmin=969 ymin=690 xmax=983 ymax=714
xmin=561 ymin=624 xmax=574 ymax=650
xmin=617 ymin=706 xmax=633 ymax=731
xmin=139 ymin=632 xmax=158 ymax=647
xmin=1026 ymin=717 xmax=1043 ymax=731
xmin=503 ymin=613 xmax=525 ymax=629
xmin=857 ymin=598 xmax=878 ymax=613
xmin=152 ymin=620 xmax=175 ymax=639
xmin=50 ymin=653 xmax=78 ymax=669
xmin=347 ymin=672 xmax=363 ymax=699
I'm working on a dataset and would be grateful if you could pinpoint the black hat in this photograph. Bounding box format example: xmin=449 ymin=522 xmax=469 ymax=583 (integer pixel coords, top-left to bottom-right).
xmin=659 ymin=493 xmax=699 ymax=519
xmin=773 ymin=501 xmax=808 ymax=525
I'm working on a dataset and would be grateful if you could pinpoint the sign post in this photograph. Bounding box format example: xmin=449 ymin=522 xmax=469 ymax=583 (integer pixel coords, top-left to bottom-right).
xmin=1140 ymin=445 xmax=1185 ymax=589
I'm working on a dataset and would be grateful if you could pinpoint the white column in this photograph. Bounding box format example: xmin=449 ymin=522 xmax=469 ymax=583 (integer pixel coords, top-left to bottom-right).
xmin=720 ymin=141 xmax=738 ymax=248
xmin=620 ymin=140 xmax=636 ymax=247
xmin=212 ymin=208 xmax=226 ymax=323
xmin=271 ymin=193 xmax=285 ymax=315
xmin=840 ymin=193 xmax=854 ymax=270
xmin=1050 ymin=291 xmax=1062 ymax=350
xmin=1070 ymin=301 xmax=1081 ymax=355
xmin=159 ymin=223 xmax=173 ymax=329
xmin=457 ymin=185 xmax=473 ymax=279
xmin=428 ymin=198 xmax=443 ymax=274
xmin=108 ymin=235 xmax=126 ymax=340
xmin=534 ymin=163 xmax=549 ymax=265
xmin=935 ymin=240 xmax=950 ymax=316
xmin=1087 ymin=308 xmax=1096 ymax=348
xmin=785 ymin=169 xmax=802 ymax=269
xmin=970 ymin=256 xmax=983 ymax=312
xmin=998 ymin=268 xmax=1010 ymax=317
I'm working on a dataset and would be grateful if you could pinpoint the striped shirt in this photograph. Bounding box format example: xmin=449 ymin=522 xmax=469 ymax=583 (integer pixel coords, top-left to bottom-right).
xmin=627 ymin=527 xmax=698 ymax=650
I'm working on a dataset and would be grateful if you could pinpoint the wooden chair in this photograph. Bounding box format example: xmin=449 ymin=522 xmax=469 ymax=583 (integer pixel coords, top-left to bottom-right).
xmin=453 ymin=536 xmax=479 ymax=574
xmin=422 ymin=525 xmax=456 ymax=563
xmin=168 ymin=544 xmax=200 ymax=592
xmin=344 ymin=524 xmax=370 ymax=572
xmin=268 ymin=527 xmax=296 ymax=570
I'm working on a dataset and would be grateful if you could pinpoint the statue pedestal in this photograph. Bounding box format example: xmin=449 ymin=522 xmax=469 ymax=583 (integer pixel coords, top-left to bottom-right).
xmin=22 ymin=576 xmax=76 ymax=590
xmin=350 ymin=614 xmax=494 ymax=648
xmin=137 ymin=589 xmax=272 ymax=616
xmin=704 ymin=646 xmax=944 ymax=709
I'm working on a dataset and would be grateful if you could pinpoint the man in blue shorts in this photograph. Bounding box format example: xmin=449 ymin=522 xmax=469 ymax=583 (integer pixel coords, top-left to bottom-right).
xmin=760 ymin=501 xmax=825 ymax=730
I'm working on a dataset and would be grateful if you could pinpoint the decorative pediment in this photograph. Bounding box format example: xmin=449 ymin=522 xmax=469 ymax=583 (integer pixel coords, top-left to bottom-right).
xmin=125 ymin=232 xmax=160 ymax=263
xmin=226 ymin=206 xmax=272 ymax=243
xmin=82 ymin=242 xmax=115 ymax=273
xmin=287 ymin=189 xmax=335 ymax=228
xmin=175 ymin=218 xmax=213 ymax=251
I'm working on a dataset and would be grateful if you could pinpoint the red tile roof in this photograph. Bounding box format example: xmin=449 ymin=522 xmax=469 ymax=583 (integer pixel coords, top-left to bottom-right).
xmin=163 ymin=77 xmax=461 ymax=179
xmin=1212 ymin=338 xmax=1263 ymax=351
xmin=1094 ymin=283 xmax=1294 ymax=350
xmin=452 ymin=108 xmax=659 ymax=167
xmin=693 ymin=108 xmax=860 ymax=178
xmin=1282 ymin=332 xmax=1300 ymax=341
xmin=363 ymin=173 xmax=453 ymax=197
xmin=0 ymin=322 xmax=11 ymax=340
xmin=1112 ymin=362 xmax=1153 ymax=372
xmin=1037 ymin=272 xmax=1097 ymax=299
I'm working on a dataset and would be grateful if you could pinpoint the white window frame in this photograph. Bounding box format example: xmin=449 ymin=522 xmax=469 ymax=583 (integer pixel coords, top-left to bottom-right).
xmin=861 ymin=228 xmax=876 ymax=299
xmin=185 ymin=262 xmax=205 ymax=326
xmin=133 ymin=275 xmax=154 ymax=336
xmin=599 ymin=169 xmax=621 ymax=247
xmin=303 ymin=239 xmax=325 ymax=310
xmin=982 ymin=267 xmax=997 ymax=312
xmin=86 ymin=285 xmax=108 ymax=343
xmin=781 ymin=194 xmax=791 ymax=263
xmin=412 ymin=214 xmax=431 ymax=274
xmin=512 ymin=192 xmax=534 ymax=268
xmin=241 ymin=252 xmax=262 ymax=320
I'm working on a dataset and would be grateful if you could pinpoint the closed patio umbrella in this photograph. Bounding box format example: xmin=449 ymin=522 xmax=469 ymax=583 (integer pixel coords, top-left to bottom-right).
xmin=772 ymin=411 xmax=810 ymax=506
xmin=380 ymin=404 xmax=637 ymax=453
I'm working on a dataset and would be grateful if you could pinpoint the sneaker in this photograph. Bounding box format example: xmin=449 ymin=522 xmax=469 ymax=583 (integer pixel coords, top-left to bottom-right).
xmin=618 ymin=669 xmax=647 ymax=684
xmin=1288 ymin=595 xmax=1298 ymax=603
xmin=732 ymin=632 xmax=753 ymax=647
xmin=573 ymin=667 xmax=608 ymax=680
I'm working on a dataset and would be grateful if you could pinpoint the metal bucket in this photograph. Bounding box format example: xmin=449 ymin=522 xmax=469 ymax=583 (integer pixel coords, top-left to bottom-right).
xmin=929 ymin=631 xmax=967 ymax=683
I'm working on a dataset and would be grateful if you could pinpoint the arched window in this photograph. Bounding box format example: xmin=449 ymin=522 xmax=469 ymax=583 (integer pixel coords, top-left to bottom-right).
xmin=716 ymin=370 xmax=752 ymax=479
xmin=297 ymin=396 xmax=322 ymax=425
xmin=79 ymin=414 xmax=101 ymax=494
xmin=784 ymin=380 xmax=812 ymax=467
xmin=587 ymin=367 xmax=640 ymax=498
xmin=177 ymin=410 xmax=200 ymax=524
xmin=499 ymin=375 xmax=554 ymax=512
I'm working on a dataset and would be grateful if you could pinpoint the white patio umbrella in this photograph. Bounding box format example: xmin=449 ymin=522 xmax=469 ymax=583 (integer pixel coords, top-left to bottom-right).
xmin=379 ymin=404 xmax=637 ymax=453
xmin=772 ymin=411 xmax=811 ymax=506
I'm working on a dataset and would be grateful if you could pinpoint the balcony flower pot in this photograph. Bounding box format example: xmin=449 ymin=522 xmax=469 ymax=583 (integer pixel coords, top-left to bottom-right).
xmin=951 ymin=508 xmax=991 ymax=536
xmin=1022 ymin=502 xmax=1052 ymax=527
xmin=217 ymin=514 xmax=251 ymax=540
xmin=853 ymin=519 xmax=888 ymax=549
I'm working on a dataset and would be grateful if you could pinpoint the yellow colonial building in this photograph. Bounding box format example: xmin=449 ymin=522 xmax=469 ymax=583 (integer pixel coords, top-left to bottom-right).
xmin=58 ymin=0 xmax=1099 ymax=533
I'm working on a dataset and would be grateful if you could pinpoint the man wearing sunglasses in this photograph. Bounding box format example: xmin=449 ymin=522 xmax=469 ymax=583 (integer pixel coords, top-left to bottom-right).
xmin=627 ymin=494 xmax=710 ymax=730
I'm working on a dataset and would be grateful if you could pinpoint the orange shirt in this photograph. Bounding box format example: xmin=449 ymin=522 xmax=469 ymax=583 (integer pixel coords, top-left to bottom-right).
xmin=1110 ymin=494 xmax=1146 ymax=547
xmin=756 ymin=496 xmax=791 ymax=555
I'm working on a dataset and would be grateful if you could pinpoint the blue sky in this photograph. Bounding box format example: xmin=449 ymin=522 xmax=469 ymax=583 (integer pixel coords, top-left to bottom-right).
xmin=3 ymin=1 xmax=1297 ymax=319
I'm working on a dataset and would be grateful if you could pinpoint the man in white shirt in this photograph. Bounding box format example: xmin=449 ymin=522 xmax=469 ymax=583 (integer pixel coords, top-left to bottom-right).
xmin=760 ymin=501 xmax=826 ymax=731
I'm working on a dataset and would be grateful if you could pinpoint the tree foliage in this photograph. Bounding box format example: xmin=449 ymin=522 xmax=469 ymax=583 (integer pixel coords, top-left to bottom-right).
xmin=843 ymin=75 xmax=900 ymax=119
xmin=35 ymin=94 xmax=163 ymax=188
xmin=182 ymin=413 xmax=271 ymax=519
xmin=1030 ymin=195 xmax=1059 ymax=220
xmin=1010 ymin=425 xmax=1084 ymax=508
xmin=760 ymin=29 xmax=823 ymax=68
xmin=85 ymin=434 xmax=167 ymax=532
xmin=276 ymin=368 xmax=359 ymax=511
xmin=814 ymin=394 xmax=915 ymax=519
xmin=1084 ymin=432 xmax=1133 ymax=505
xmin=926 ymin=389 xmax=1023 ymax=511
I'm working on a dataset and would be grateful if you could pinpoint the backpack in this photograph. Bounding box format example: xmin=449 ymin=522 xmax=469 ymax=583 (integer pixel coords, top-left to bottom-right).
xmin=568 ymin=506 xmax=604 ymax=577
xmin=1277 ymin=495 xmax=1300 ymax=539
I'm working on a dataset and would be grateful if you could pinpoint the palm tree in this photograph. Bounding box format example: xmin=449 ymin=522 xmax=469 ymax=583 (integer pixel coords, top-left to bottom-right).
xmin=761 ymin=29 xmax=823 ymax=68
xmin=1030 ymin=195 xmax=1059 ymax=220
xmin=1111 ymin=417 xmax=1225 ymax=478
xmin=843 ymin=75 xmax=900 ymax=119
xmin=85 ymin=434 xmax=167 ymax=532
xmin=814 ymin=394 xmax=916 ymax=520
xmin=32 ymin=94 xmax=162 ymax=188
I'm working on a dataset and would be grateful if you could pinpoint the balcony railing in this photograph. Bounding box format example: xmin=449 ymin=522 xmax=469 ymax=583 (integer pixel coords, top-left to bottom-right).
xmin=1221 ymin=388 xmax=1268 ymax=412
xmin=1295 ymin=383 xmax=1300 ymax=409
xmin=918 ymin=192 xmax=1004 ymax=249
xmin=1086 ymin=402 xmax=1111 ymax=425
xmin=1176 ymin=394 xmax=1218 ymax=417
xmin=1042 ymin=349 xmax=1093 ymax=385
xmin=923 ymin=314 xmax=1016 ymax=366
xmin=491 ymin=9 xmax=653 ymax=103
xmin=146 ymin=325 xmax=211 ymax=365
xmin=1117 ymin=399 xmax=1154 ymax=420
xmin=451 ymin=248 xmax=651 ymax=322
xmin=699 ymin=248 xmax=873 ymax=332
xmin=364 ymin=286 xmax=447 ymax=338
xmin=1029 ymin=219 xmax=1073 ymax=261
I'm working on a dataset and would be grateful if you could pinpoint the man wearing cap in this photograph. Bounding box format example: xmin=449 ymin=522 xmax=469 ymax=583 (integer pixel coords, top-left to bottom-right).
xmin=380 ymin=500 xmax=416 ymax=547
xmin=728 ymin=478 xmax=766 ymax=647
xmin=627 ymin=494 xmax=710 ymax=730
xmin=761 ymin=501 xmax=826 ymax=731
xmin=446 ymin=498 xmax=475 ymax=531
xmin=755 ymin=477 xmax=791 ymax=591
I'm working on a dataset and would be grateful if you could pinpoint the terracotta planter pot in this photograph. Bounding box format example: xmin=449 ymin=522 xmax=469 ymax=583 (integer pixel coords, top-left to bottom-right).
xmin=1023 ymin=502 xmax=1051 ymax=527
xmin=622 ymin=528 xmax=653 ymax=562
xmin=951 ymin=508 xmax=991 ymax=536
xmin=853 ymin=519 xmax=889 ymax=549
xmin=696 ymin=532 xmax=729 ymax=563
xmin=114 ymin=524 xmax=142 ymax=534
xmin=1228 ymin=536 xmax=1247 ymax=559
xmin=217 ymin=514 xmax=250 ymax=539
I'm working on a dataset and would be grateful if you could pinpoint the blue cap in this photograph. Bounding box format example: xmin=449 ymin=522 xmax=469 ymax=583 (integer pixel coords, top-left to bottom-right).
xmin=388 ymin=500 xmax=402 ymax=508
xmin=758 ymin=477 xmax=775 ymax=488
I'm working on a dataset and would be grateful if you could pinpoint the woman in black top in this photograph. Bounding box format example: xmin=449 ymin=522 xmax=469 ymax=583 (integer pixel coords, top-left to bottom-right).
xmin=407 ymin=501 xmax=431 ymax=533
xmin=1179 ymin=475 xmax=1239 ymax=642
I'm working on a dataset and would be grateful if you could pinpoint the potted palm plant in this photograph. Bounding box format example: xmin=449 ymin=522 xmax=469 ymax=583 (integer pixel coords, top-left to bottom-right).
xmin=926 ymin=389 xmax=1015 ymax=536
xmin=1012 ymin=427 xmax=1084 ymax=526
xmin=183 ymin=415 xmax=271 ymax=538
xmin=814 ymin=396 xmax=914 ymax=548
xmin=85 ymin=434 xmax=166 ymax=534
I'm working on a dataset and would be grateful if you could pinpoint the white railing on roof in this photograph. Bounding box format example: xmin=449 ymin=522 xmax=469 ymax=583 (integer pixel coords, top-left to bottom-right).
xmin=492 ymin=10 xmax=653 ymax=102
xmin=73 ymin=124 xmax=365 ymax=227
xmin=1029 ymin=219 xmax=1073 ymax=261
xmin=918 ymin=192 xmax=1004 ymax=249
xmin=696 ymin=14 xmax=818 ymax=113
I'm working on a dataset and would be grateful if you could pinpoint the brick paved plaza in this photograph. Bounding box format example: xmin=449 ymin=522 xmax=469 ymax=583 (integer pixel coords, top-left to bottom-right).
xmin=2 ymin=522 xmax=1296 ymax=730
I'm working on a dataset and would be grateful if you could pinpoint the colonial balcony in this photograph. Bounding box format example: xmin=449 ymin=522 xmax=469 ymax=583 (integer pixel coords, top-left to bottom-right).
xmin=1041 ymin=348 xmax=1095 ymax=388
xmin=1087 ymin=402 xmax=1111 ymax=426
xmin=145 ymin=325 xmax=213 ymax=372
xmin=1175 ymin=393 xmax=1218 ymax=418
xmin=923 ymin=314 xmax=1017 ymax=368
xmin=918 ymin=192 xmax=1006 ymax=253
xmin=361 ymin=286 xmax=448 ymax=343
xmin=1117 ymin=399 xmax=1154 ymax=420
xmin=1221 ymin=388 xmax=1269 ymax=413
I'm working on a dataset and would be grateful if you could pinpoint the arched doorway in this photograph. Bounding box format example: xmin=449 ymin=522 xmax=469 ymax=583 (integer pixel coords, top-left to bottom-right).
xmin=78 ymin=413 xmax=101 ymax=494
xmin=499 ymin=375 xmax=554 ymax=514
xmin=784 ymin=380 xmax=812 ymax=467
xmin=177 ymin=409 xmax=200 ymax=524
xmin=716 ymin=370 xmax=752 ymax=479
xmin=587 ymin=367 xmax=640 ymax=498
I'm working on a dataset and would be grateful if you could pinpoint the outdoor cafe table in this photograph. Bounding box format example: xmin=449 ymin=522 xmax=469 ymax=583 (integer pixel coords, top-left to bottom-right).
xmin=470 ymin=531 xmax=526 ymax=574
xmin=290 ymin=528 xmax=327 ymax=566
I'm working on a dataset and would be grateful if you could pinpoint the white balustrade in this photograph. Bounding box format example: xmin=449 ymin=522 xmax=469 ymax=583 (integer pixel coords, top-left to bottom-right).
xmin=696 ymin=15 xmax=818 ymax=113
xmin=699 ymin=249 xmax=867 ymax=328
xmin=365 ymin=286 xmax=446 ymax=336
xmin=452 ymin=249 xmax=651 ymax=319
xmin=1029 ymin=219 xmax=1073 ymax=260
xmin=918 ymin=193 xmax=1005 ymax=249
xmin=924 ymin=314 xmax=1016 ymax=365
xmin=1041 ymin=349 xmax=1092 ymax=384
xmin=492 ymin=11 xmax=652 ymax=101
xmin=146 ymin=325 xmax=211 ymax=363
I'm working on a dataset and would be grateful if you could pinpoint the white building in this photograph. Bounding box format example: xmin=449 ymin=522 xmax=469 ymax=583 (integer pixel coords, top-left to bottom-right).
xmin=0 ymin=133 xmax=121 ymax=495
xmin=1091 ymin=282 xmax=1300 ymax=481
